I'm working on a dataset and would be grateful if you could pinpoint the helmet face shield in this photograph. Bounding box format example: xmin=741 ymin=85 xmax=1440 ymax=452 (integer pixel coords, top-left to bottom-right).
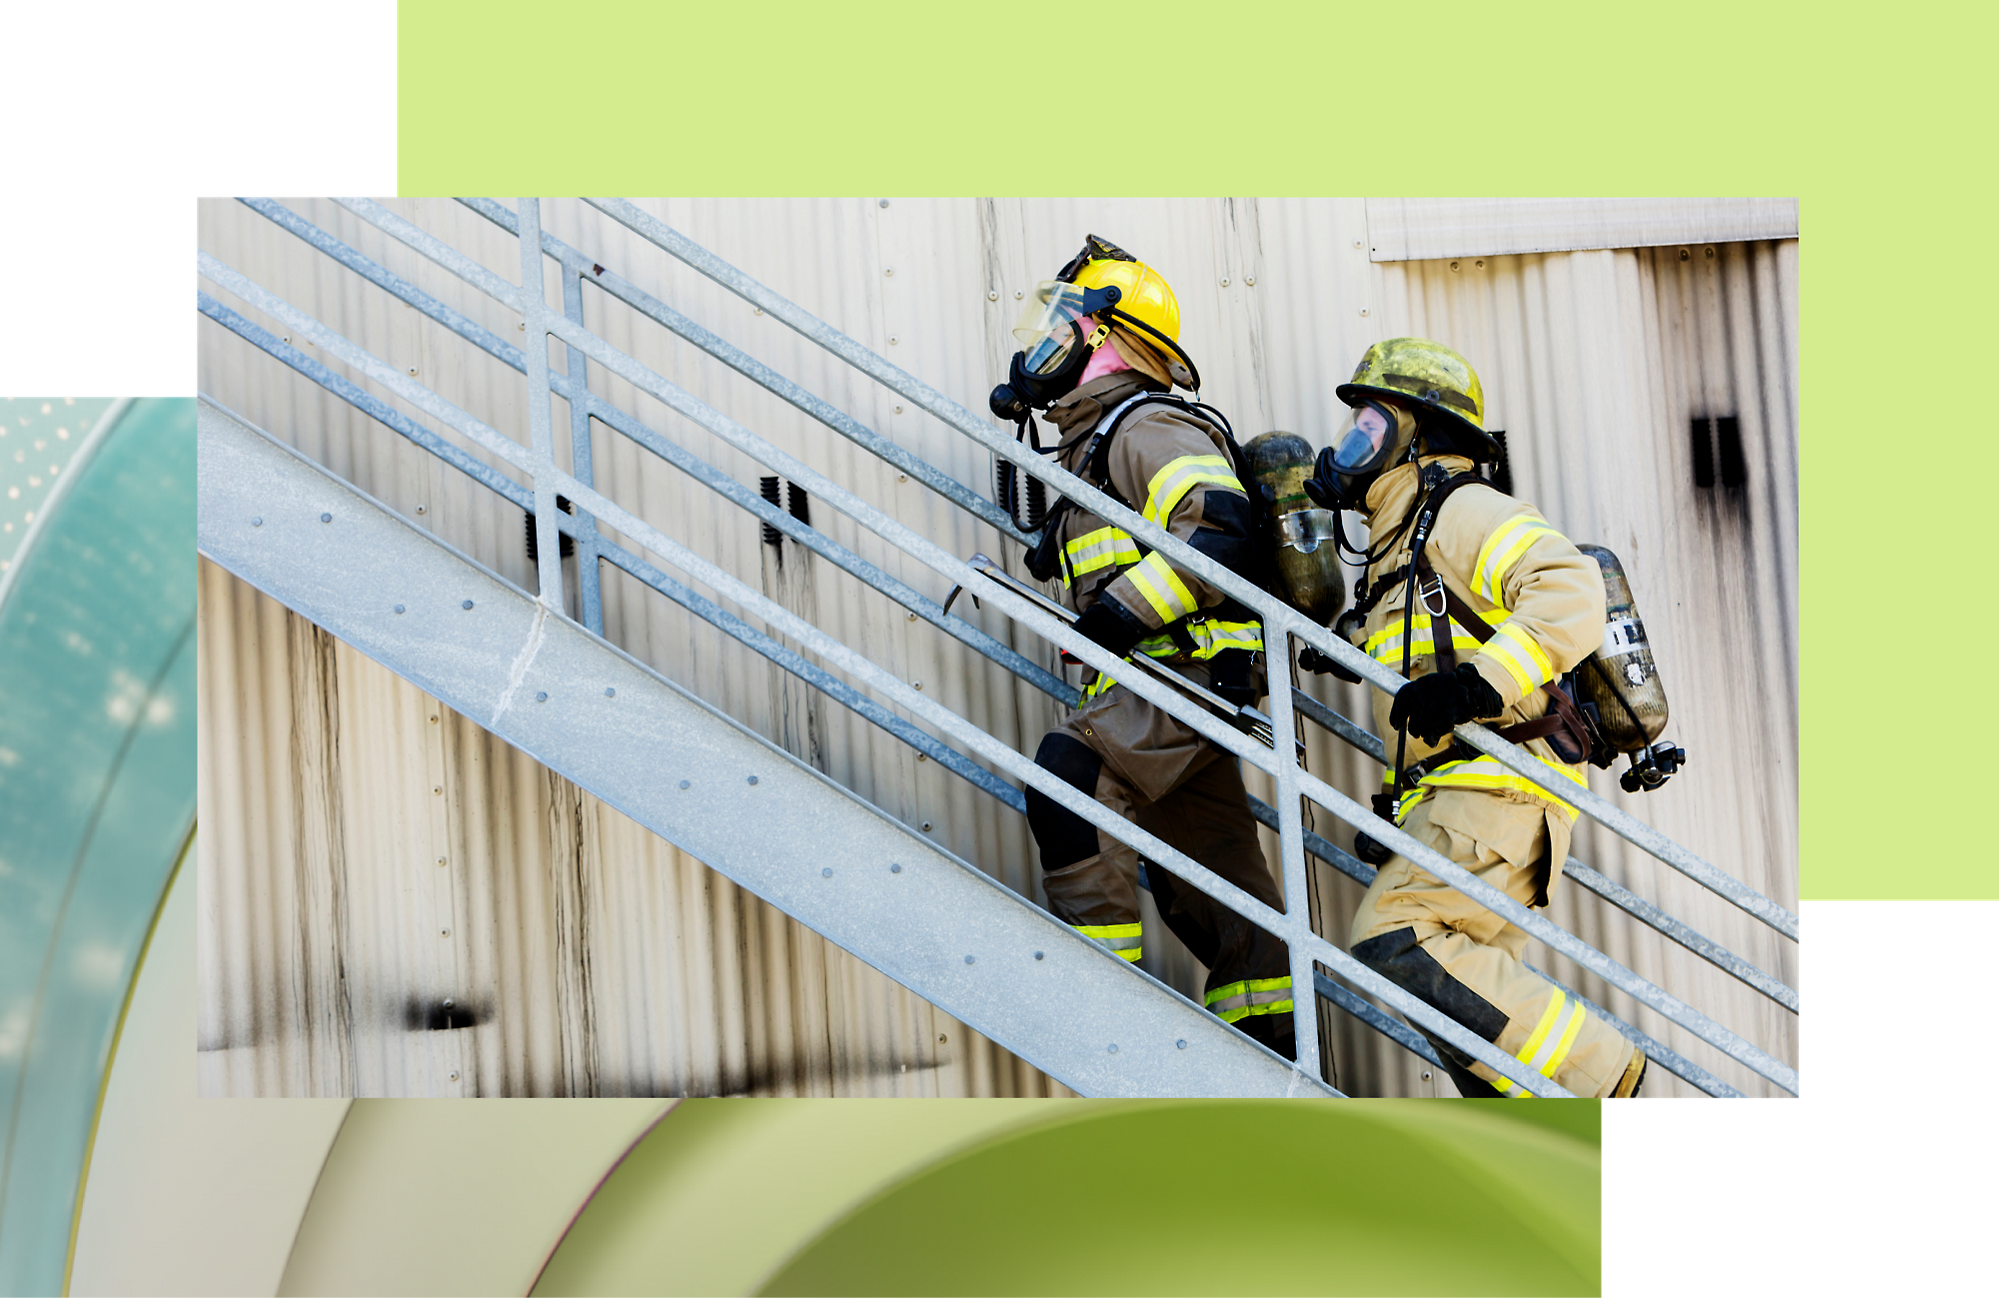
xmin=1013 ymin=282 xmax=1113 ymax=376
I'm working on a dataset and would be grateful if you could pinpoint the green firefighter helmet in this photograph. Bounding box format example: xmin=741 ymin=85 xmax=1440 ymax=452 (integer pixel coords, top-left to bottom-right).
xmin=1336 ymin=337 xmax=1497 ymax=460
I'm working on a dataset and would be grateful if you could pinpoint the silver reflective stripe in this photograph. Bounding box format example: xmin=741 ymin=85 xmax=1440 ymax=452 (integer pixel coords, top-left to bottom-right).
xmin=1526 ymin=997 xmax=1585 ymax=1076
xmin=1208 ymin=986 xmax=1290 ymax=1015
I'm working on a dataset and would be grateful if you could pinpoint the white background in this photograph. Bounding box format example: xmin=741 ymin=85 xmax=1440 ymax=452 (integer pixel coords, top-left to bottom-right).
xmin=4 ymin=5 xmax=1974 ymax=1294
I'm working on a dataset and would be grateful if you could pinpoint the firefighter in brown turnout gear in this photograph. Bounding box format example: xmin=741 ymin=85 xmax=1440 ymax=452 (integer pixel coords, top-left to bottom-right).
xmin=992 ymin=236 xmax=1296 ymax=1059
xmin=1303 ymin=338 xmax=1647 ymax=1098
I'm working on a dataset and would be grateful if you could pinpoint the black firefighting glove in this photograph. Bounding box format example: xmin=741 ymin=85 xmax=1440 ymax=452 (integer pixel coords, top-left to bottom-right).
xmin=1071 ymin=594 xmax=1148 ymax=659
xmin=1298 ymin=645 xmax=1361 ymax=683
xmin=1388 ymin=661 xmax=1505 ymax=745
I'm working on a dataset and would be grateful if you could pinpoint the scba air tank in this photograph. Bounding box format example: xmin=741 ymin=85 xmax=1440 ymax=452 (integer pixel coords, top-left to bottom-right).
xmin=1243 ymin=431 xmax=1345 ymax=624
xmin=1575 ymin=544 xmax=1686 ymax=792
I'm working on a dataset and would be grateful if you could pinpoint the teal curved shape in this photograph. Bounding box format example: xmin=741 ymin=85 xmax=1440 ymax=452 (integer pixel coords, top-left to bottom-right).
xmin=0 ymin=399 xmax=196 ymax=1295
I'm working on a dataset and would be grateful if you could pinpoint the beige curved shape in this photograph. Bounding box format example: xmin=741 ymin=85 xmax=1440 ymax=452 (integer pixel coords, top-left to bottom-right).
xmin=276 ymin=1098 xmax=671 ymax=1297
xmin=69 ymin=839 xmax=352 ymax=1296
xmin=533 ymin=1099 xmax=1076 ymax=1297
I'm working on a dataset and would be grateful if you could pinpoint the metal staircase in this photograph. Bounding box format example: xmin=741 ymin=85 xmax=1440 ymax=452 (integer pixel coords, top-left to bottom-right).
xmin=196 ymin=198 xmax=1799 ymax=1098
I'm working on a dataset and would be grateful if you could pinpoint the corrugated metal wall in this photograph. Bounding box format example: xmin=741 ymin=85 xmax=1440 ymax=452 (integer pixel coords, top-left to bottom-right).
xmin=196 ymin=199 xmax=1796 ymax=1097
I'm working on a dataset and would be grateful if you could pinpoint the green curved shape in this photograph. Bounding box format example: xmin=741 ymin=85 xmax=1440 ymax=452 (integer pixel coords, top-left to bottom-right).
xmin=0 ymin=398 xmax=196 ymax=1295
xmin=758 ymin=1101 xmax=1599 ymax=1297
xmin=534 ymin=1098 xmax=1596 ymax=1298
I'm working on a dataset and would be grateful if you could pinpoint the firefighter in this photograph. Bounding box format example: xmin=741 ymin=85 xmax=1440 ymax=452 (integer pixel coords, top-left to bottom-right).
xmin=1303 ymin=337 xmax=1647 ymax=1098
xmin=997 ymin=236 xmax=1297 ymax=1060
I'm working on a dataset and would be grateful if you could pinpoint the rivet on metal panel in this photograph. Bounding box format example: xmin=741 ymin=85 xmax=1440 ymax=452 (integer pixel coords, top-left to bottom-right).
xmin=251 ymin=516 xmax=262 ymax=526
xmin=394 ymin=604 xmax=405 ymax=614
xmin=433 ymin=786 xmax=442 ymax=796
xmin=1353 ymin=240 xmax=1363 ymax=249
xmin=461 ymin=599 xmax=474 ymax=609
xmin=747 ymin=775 xmax=759 ymax=785
xmin=1245 ymin=276 xmax=1256 ymax=286
xmin=920 ymin=821 xmax=932 ymax=831
xmin=678 ymin=779 xmax=691 ymax=790
xmin=987 ymin=291 xmax=998 ymax=301
xmin=1108 ymin=1044 xmax=1118 ymax=1054
xmin=879 ymin=199 xmax=890 ymax=208
xmin=964 ymin=955 xmax=975 ymax=964
xmin=440 ymin=929 xmax=450 ymax=938
xmin=605 ymin=687 xmax=616 ymax=697
xmin=938 ymin=1034 xmax=947 ymax=1043
xmin=1450 ymin=261 xmax=1460 ymax=272
xmin=1359 ymin=308 xmax=1369 ymax=317
xmin=535 ymin=691 xmax=548 ymax=702
xmin=890 ymin=863 xmax=902 ymax=873
xmin=907 ymin=612 xmax=917 ymax=622
xmin=1220 ymin=277 xmax=1230 ymax=287
xmin=429 ymin=715 xmax=438 ymax=723
xmin=436 ymin=857 xmax=447 ymax=867
xmin=1176 ymin=1039 xmax=1187 ymax=1049
xmin=1475 ymin=260 xmax=1485 ymax=269
xmin=916 ymin=753 xmax=927 ymax=762
xmin=889 ymin=335 xmax=898 ymax=345
xmin=415 ymin=505 xmax=426 ymax=515
xmin=1679 ymin=248 xmax=1691 ymax=261
xmin=822 ymin=867 xmax=833 ymax=878
xmin=754 ymin=307 xmax=763 ymax=315
xmin=1033 ymin=951 xmax=1043 ymax=960
xmin=1705 ymin=246 xmax=1716 ymax=258
xmin=320 ymin=512 xmax=332 ymax=523
xmin=442 ymin=998 xmax=455 ymax=1009
xmin=407 ymin=367 xmax=417 ymax=376
xmin=897 ymin=473 xmax=907 ymax=482
xmin=281 ymin=336 xmax=290 ymax=344
xmin=885 ymin=267 xmax=894 ymax=277
xmin=894 ymin=405 xmax=903 ymax=414
xmin=1014 ymin=290 xmax=1024 ymax=299
xmin=518 ymin=321 xmax=526 ymax=329
xmin=448 ymin=1071 xmax=460 ymax=1081
xmin=1422 ymin=1069 xmax=1433 ymax=1080
xmin=912 ymin=681 xmax=922 ymax=691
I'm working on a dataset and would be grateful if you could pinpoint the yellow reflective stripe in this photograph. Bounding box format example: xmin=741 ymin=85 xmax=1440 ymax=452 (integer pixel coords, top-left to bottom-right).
xmin=1364 ymin=609 xmax=1506 ymax=665
xmin=1538 ymin=998 xmax=1587 ymax=1076
xmin=1061 ymin=526 xmax=1141 ymax=587
xmin=1082 ymin=671 xmax=1119 ymax=701
xmin=1143 ymin=454 xmax=1241 ymax=527
xmin=1074 ymin=922 xmax=1143 ymax=962
xmin=1124 ymin=551 xmax=1198 ymax=624
xmin=1395 ymin=786 xmax=1427 ymax=821
xmin=1205 ymin=976 xmax=1294 ymax=1022
xmin=1492 ymin=990 xmax=1588 ymax=1095
xmin=1473 ymin=513 xmax=1556 ymax=604
xmin=1185 ymin=618 xmax=1263 ymax=659
xmin=1419 ymin=755 xmax=1586 ymax=820
xmin=1136 ymin=634 xmax=1179 ymax=659
xmin=1482 ymin=622 xmax=1556 ymax=693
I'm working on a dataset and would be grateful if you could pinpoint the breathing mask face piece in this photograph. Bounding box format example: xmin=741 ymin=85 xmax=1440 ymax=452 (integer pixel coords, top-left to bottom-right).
xmin=1329 ymin=400 xmax=1417 ymax=503
xmin=989 ymin=280 xmax=1121 ymax=422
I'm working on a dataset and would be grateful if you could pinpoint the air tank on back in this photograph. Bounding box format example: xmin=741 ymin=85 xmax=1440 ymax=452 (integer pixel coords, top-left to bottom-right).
xmin=1243 ymin=431 xmax=1345 ymax=624
xmin=1575 ymin=544 xmax=1687 ymax=792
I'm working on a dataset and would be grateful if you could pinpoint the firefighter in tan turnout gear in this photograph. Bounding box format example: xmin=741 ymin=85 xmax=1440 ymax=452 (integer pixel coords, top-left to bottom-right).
xmin=990 ymin=236 xmax=1296 ymax=1059
xmin=1303 ymin=338 xmax=1648 ymax=1098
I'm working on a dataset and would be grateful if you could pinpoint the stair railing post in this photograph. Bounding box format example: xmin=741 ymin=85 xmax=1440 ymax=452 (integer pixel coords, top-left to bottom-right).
xmin=517 ymin=198 xmax=567 ymax=616
xmin=1262 ymin=626 xmax=1322 ymax=1082
xmin=561 ymin=261 xmax=606 ymax=635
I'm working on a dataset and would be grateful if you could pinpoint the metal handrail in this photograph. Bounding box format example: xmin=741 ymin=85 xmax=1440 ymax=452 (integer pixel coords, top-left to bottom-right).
xmin=198 ymin=199 xmax=1798 ymax=1095
xmin=584 ymin=196 xmax=1799 ymax=946
xmin=200 ymin=243 xmax=1577 ymax=1098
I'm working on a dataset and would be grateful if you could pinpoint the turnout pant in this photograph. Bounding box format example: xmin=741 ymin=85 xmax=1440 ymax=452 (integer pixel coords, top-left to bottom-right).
xmin=1024 ymin=673 xmax=1296 ymax=1058
xmin=1349 ymin=796 xmax=1636 ymax=1098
